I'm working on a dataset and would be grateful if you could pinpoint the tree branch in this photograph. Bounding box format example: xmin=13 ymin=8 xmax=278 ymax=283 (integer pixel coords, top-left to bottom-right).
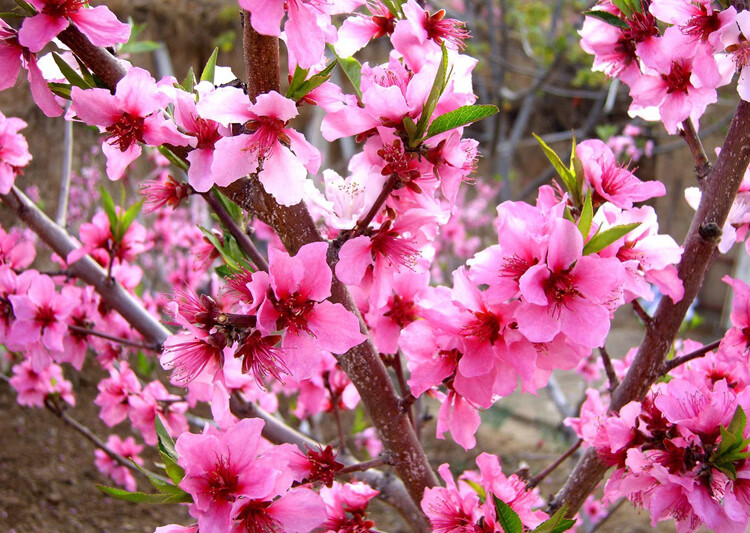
xmin=551 ymin=99 xmax=750 ymax=516
xmin=680 ymin=119 xmax=712 ymax=181
xmin=2 ymin=187 xmax=170 ymax=347
xmin=661 ymin=339 xmax=721 ymax=374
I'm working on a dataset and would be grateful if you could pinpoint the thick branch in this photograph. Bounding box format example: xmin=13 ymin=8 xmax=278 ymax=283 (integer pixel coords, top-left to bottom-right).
xmin=58 ymin=25 xmax=127 ymax=89
xmin=552 ymin=100 xmax=750 ymax=516
xmin=3 ymin=187 xmax=170 ymax=346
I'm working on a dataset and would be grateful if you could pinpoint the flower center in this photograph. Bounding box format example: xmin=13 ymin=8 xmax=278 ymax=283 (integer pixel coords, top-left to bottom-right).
xmin=424 ymin=9 xmax=470 ymax=49
xmin=662 ymin=61 xmax=691 ymax=94
xmin=383 ymin=294 xmax=418 ymax=327
xmin=460 ymin=310 xmax=501 ymax=344
xmin=105 ymin=113 xmax=146 ymax=152
xmin=206 ymin=455 xmax=239 ymax=503
xmin=41 ymin=0 xmax=87 ymax=18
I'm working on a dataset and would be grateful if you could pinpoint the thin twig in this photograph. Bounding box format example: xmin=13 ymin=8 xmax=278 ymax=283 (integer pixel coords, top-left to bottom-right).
xmin=599 ymin=346 xmax=619 ymax=393
xmin=44 ymin=398 xmax=170 ymax=484
xmin=56 ymin=103 xmax=74 ymax=228
xmin=201 ymin=191 xmax=268 ymax=272
xmin=68 ymin=324 xmax=160 ymax=352
xmin=661 ymin=339 xmax=721 ymax=374
xmin=631 ymin=299 xmax=652 ymax=327
xmin=354 ymin=173 xmax=399 ymax=236
xmin=527 ymin=439 xmax=582 ymax=489
xmin=325 ymin=376 xmax=348 ymax=455
xmin=393 ymin=351 xmax=416 ymax=430
xmin=680 ymin=119 xmax=712 ymax=181
xmin=338 ymin=456 xmax=389 ymax=475
xmin=587 ymin=498 xmax=626 ymax=533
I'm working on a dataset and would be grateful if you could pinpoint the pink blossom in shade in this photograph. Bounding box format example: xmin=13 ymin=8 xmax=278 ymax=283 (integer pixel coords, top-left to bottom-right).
xmin=7 ymin=273 xmax=75 ymax=369
xmin=229 ymin=487 xmax=327 ymax=533
xmin=629 ymin=26 xmax=732 ymax=134
xmin=0 ymin=227 xmax=36 ymax=269
xmin=334 ymin=1 xmax=396 ymax=58
xmin=436 ymin=389 xmax=481 ymax=450
xmin=320 ymin=481 xmax=379 ymax=532
xmin=576 ymin=139 xmax=665 ymax=209
xmin=0 ymin=110 xmax=32 ymax=194
xmin=176 ymin=418 xmax=278 ymax=533
xmin=719 ymin=275 xmax=750 ymax=360
xmin=0 ymin=21 xmax=63 ymax=117
xmin=422 ymin=463 xmax=483 ymax=533
xmin=197 ymin=89 xmax=319 ymax=206
xmin=70 ymin=67 xmax=193 ymax=181
xmin=565 ymin=388 xmax=608 ymax=448
xmin=172 ymin=88 xmax=223 ymax=193
xmin=390 ymin=0 xmax=471 ymax=72
xmin=515 ymin=217 xmax=625 ymax=349
xmin=9 ymin=359 xmax=74 ymax=408
xmin=128 ymin=382 xmax=189 ymax=445
xmin=67 ymin=209 xmax=152 ymax=268
xmin=140 ymin=174 xmax=191 ymax=213
xmin=650 ymin=0 xmax=736 ymax=49
xmin=95 ymin=361 xmax=142 ymax=426
xmin=721 ymin=10 xmax=750 ymax=102
xmin=18 ymin=0 xmax=130 ymax=53
xmin=94 ymin=435 xmax=144 ymax=493
xmin=472 ymin=453 xmax=548 ymax=529
xmin=256 ymin=242 xmax=366 ymax=380
xmin=400 ymin=318 xmax=460 ymax=396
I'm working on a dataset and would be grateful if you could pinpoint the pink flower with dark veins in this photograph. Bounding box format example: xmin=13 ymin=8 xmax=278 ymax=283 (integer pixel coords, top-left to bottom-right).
xmin=70 ymin=67 xmax=193 ymax=180
xmin=198 ymin=89 xmax=320 ymax=206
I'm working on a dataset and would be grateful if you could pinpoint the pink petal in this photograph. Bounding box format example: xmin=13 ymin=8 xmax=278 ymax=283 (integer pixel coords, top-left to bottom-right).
xmin=268 ymin=488 xmax=326 ymax=533
xmin=336 ymin=236 xmax=373 ymax=286
xmin=209 ymin=135 xmax=258 ymax=187
xmin=0 ymin=45 xmax=22 ymax=91
xmin=251 ymin=91 xmax=298 ymax=122
xmin=71 ymin=87 xmax=120 ymax=127
xmin=257 ymin=142 xmax=307 ymax=206
xmin=18 ymin=14 xmax=68 ymax=53
xmin=197 ymin=86 xmax=256 ymax=125
xmin=307 ymin=301 xmax=366 ymax=354
xmin=243 ymin=0 xmax=285 ymax=36
xmin=102 ymin=141 xmax=141 ymax=181
xmin=26 ymin=55 xmax=63 ymax=117
xmin=70 ymin=6 xmax=131 ymax=47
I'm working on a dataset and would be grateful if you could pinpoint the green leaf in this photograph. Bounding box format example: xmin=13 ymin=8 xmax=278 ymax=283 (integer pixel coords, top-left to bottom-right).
xmin=577 ymin=189 xmax=593 ymax=239
xmin=97 ymin=485 xmax=174 ymax=504
xmin=100 ymin=187 xmax=118 ymax=235
xmin=533 ymin=505 xmax=576 ymax=533
xmin=563 ymin=206 xmax=575 ymax=223
xmin=583 ymin=223 xmax=640 ymax=255
xmin=378 ymin=0 xmax=403 ymax=17
xmin=583 ymin=10 xmax=629 ymax=29
xmin=155 ymin=416 xmax=177 ymax=462
xmin=414 ymin=44 xmax=449 ymax=144
xmin=157 ymin=146 xmax=190 ymax=172
xmin=403 ymin=116 xmax=418 ymax=141
xmin=465 ymin=479 xmax=486 ymax=502
xmin=494 ymin=497 xmax=524 ymax=533
xmin=335 ymin=54 xmax=362 ymax=100
xmin=48 ymin=82 xmax=72 ymax=99
xmin=181 ymin=67 xmax=196 ymax=93
xmin=286 ymin=61 xmax=336 ymax=102
xmin=52 ymin=52 xmax=91 ymax=90
xmin=14 ymin=0 xmax=36 ymax=15
xmin=729 ymin=405 xmax=747 ymax=436
xmin=533 ymin=134 xmax=577 ymax=198
xmin=611 ymin=0 xmax=634 ymax=16
xmin=425 ymin=105 xmax=499 ymax=139
xmin=200 ymin=47 xmax=219 ymax=84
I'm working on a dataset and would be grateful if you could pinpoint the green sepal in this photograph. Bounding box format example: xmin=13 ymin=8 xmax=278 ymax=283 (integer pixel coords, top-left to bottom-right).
xmin=200 ymin=47 xmax=219 ymax=84
xmin=425 ymin=104 xmax=499 ymax=139
xmin=494 ymin=496 xmax=523 ymax=533
xmin=583 ymin=10 xmax=629 ymax=29
xmin=582 ymin=222 xmax=640 ymax=255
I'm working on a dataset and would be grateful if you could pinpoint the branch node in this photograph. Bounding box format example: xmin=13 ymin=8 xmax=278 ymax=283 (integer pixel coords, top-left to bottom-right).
xmin=698 ymin=221 xmax=722 ymax=243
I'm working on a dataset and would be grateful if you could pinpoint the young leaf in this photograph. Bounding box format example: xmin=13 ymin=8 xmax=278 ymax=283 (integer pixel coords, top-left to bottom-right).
xmin=181 ymin=67 xmax=196 ymax=93
xmin=14 ymin=0 xmax=36 ymax=15
xmin=48 ymin=82 xmax=72 ymax=99
xmin=52 ymin=52 xmax=91 ymax=90
xmin=494 ymin=497 xmax=524 ymax=533
xmin=97 ymin=485 xmax=174 ymax=504
xmin=200 ymin=47 xmax=219 ymax=84
xmin=533 ymin=505 xmax=576 ymax=533
xmin=157 ymin=146 xmax=190 ymax=172
xmin=155 ymin=416 xmax=178 ymax=462
xmin=119 ymin=199 xmax=143 ymax=239
xmin=100 ymin=186 xmax=118 ymax=234
xmin=577 ymin=189 xmax=593 ymax=239
xmin=403 ymin=116 xmax=418 ymax=141
xmin=583 ymin=10 xmax=629 ymax=29
xmin=198 ymin=226 xmax=239 ymax=270
xmin=583 ymin=223 xmax=640 ymax=255
xmin=414 ymin=44 xmax=449 ymax=144
xmin=728 ymin=405 xmax=747 ymax=437
xmin=335 ymin=54 xmax=362 ymax=100
xmin=533 ymin=134 xmax=577 ymax=198
xmin=425 ymin=104 xmax=499 ymax=139
xmin=120 ymin=40 xmax=162 ymax=55
xmin=286 ymin=61 xmax=335 ymax=101
xmin=213 ymin=189 xmax=243 ymax=224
